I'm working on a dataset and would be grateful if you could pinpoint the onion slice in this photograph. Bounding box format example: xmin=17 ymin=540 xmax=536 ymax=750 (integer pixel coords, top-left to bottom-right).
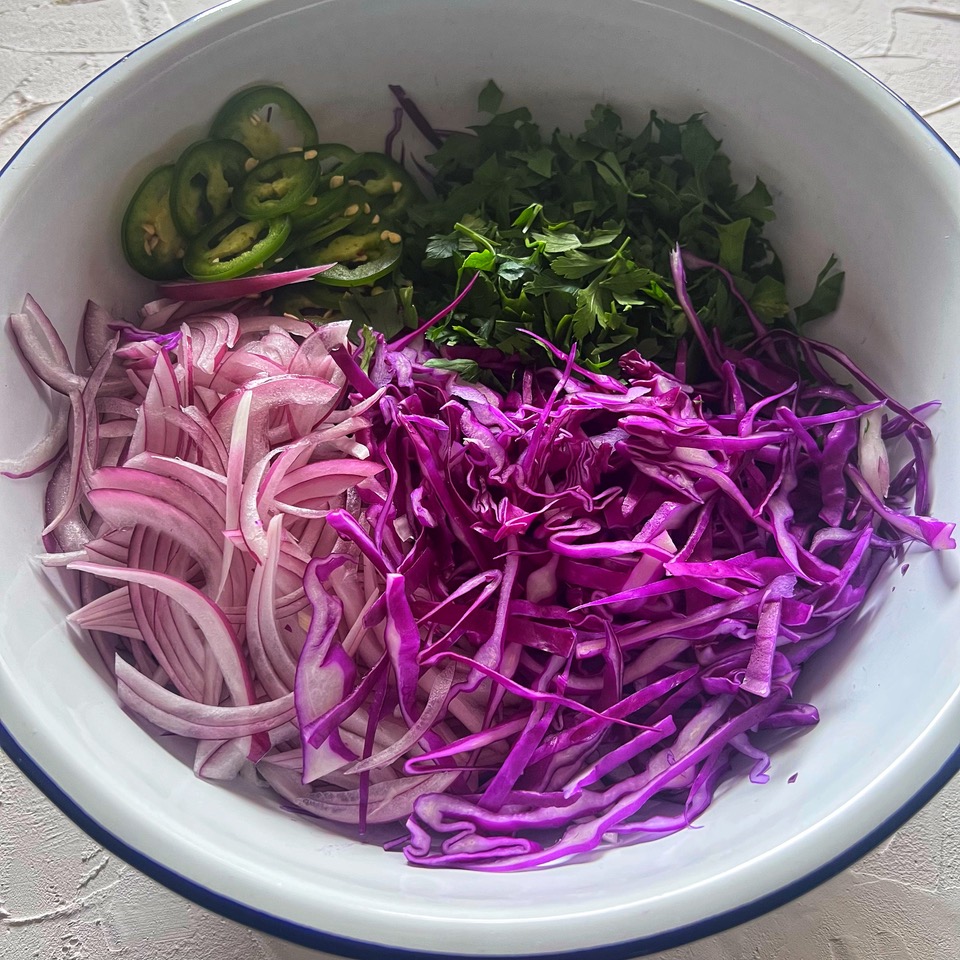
xmin=157 ymin=265 xmax=335 ymax=302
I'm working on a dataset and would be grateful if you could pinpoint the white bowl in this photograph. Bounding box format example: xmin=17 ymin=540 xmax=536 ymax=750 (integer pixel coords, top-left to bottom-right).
xmin=1 ymin=0 xmax=959 ymax=956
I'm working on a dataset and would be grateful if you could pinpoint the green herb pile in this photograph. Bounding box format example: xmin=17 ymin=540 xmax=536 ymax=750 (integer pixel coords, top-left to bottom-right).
xmin=396 ymin=81 xmax=843 ymax=372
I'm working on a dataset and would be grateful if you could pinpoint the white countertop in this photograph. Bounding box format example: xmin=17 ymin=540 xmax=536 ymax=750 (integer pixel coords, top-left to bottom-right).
xmin=1 ymin=1 xmax=958 ymax=957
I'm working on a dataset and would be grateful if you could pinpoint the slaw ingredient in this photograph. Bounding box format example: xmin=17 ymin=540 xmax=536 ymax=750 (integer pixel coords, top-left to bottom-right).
xmin=9 ymin=259 xmax=953 ymax=869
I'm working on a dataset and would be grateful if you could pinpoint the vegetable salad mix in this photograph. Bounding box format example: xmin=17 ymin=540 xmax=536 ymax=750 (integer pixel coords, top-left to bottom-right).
xmin=5 ymin=83 xmax=954 ymax=870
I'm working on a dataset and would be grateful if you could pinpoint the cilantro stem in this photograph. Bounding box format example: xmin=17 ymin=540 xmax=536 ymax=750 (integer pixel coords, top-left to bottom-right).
xmin=595 ymin=237 xmax=631 ymax=283
xmin=454 ymin=221 xmax=498 ymax=254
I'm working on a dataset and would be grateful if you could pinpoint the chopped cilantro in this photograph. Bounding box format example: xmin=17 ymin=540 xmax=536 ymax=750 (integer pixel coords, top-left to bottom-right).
xmin=391 ymin=84 xmax=843 ymax=370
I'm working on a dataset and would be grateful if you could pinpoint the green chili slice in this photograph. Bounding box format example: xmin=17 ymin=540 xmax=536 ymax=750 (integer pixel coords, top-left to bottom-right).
xmin=336 ymin=152 xmax=421 ymax=218
xmin=210 ymin=85 xmax=318 ymax=160
xmin=121 ymin=165 xmax=187 ymax=281
xmin=306 ymin=229 xmax=403 ymax=288
xmin=183 ymin=212 xmax=291 ymax=281
xmin=170 ymin=139 xmax=252 ymax=238
xmin=232 ymin=151 xmax=321 ymax=220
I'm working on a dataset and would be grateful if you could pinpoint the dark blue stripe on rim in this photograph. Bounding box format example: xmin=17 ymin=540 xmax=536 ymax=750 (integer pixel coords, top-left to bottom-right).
xmin=1 ymin=2 xmax=958 ymax=958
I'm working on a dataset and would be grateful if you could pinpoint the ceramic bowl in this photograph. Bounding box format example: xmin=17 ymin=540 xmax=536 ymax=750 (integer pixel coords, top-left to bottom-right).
xmin=1 ymin=0 xmax=958 ymax=957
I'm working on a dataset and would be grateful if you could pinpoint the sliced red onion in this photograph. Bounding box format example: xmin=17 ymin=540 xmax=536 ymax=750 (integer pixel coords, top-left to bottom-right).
xmin=42 ymin=337 xmax=118 ymax=538
xmin=115 ymin=655 xmax=294 ymax=737
xmin=82 ymin=300 xmax=122 ymax=368
xmin=858 ymin=408 xmax=891 ymax=500
xmin=246 ymin=515 xmax=299 ymax=698
xmin=86 ymin=487 xmax=225 ymax=593
xmin=67 ymin=586 xmax=139 ymax=635
xmin=157 ymin=265 xmax=334 ymax=302
xmin=262 ymin=763 xmax=460 ymax=825
xmin=0 ymin=401 xmax=69 ymax=479
xmin=9 ymin=298 xmax=83 ymax=394
xmin=180 ymin=312 xmax=239 ymax=375
xmin=194 ymin=739 xmax=252 ymax=780
xmin=238 ymin=314 xmax=315 ymax=339
xmin=70 ymin=560 xmax=255 ymax=706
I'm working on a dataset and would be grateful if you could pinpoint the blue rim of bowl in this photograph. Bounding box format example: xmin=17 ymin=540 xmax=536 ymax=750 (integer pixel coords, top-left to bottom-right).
xmin=1 ymin=1 xmax=958 ymax=957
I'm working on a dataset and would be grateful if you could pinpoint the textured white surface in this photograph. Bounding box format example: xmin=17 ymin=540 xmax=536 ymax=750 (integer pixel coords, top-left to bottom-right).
xmin=1 ymin=0 xmax=959 ymax=957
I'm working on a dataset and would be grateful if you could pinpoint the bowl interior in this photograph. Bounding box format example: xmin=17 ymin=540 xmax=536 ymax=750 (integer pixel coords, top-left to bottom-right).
xmin=1 ymin=0 xmax=959 ymax=955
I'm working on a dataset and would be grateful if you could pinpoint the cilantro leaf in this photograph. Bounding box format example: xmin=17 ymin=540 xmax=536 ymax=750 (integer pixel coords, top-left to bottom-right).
xmin=478 ymin=79 xmax=504 ymax=114
xmin=602 ymin=268 xmax=657 ymax=306
xmin=716 ymin=218 xmax=752 ymax=275
xmin=572 ymin=284 xmax=605 ymax=339
xmin=733 ymin=177 xmax=776 ymax=223
xmin=794 ymin=255 xmax=845 ymax=325
xmin=531 ymin=230 xmax=582 ymax=253
xmin=551 ymin=250 xmax=610 ymax=280
xmin=496 ymin=256 xmax=534 ymax=282
xmin=512 ymin=203 xmax=543 ymax=230
xmin=511 ymin=146 xmax=554 ymax=178
xmin=424 ymin=233 xmax=460 ymax=264
xmin=680 ymin=116 xmax=720 ymax=176
xmin=749 ymin=274 xmax=790 ymax=322
xmin=524 ymin=272 xmax=579 ymax=297
xmin=462 ymin=249 xmax=497 ymax=272
xmin=579 ymin=225 xmax=624 ymax=248
xmin=582 ymin=104 xmax=623 ymax=150
xmin=593 ymin=154 xmax=629 ymax=190
xmin=654 ymin=114 xmax=682 ymax=155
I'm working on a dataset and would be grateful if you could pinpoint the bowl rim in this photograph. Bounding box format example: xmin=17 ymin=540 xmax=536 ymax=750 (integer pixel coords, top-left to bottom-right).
xmin=4 ymin=717 xmax=960 ymax=960
xmin=1 ymin=0 xmax=959 ymax=957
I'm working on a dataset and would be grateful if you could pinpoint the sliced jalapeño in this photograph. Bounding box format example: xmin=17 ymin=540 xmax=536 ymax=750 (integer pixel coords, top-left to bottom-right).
xmin=121 ymin=165 xmax=187 ymax=281
xmin=232 ymin=150 xmax=321 ymax=220
xmin=210 ymin=85 xmax=318 ymax=160
xmin=307 ymin=229 xmax=403 ymax=288
xmin=183 ymin=212 xmax=291 ymax=281
xmin=170 ymin=138 xmax=252 ymax=238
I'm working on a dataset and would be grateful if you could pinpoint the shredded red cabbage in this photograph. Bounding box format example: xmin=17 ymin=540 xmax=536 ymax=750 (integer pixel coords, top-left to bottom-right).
xmin=8 ymin=251 xmax=954 ymax=870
